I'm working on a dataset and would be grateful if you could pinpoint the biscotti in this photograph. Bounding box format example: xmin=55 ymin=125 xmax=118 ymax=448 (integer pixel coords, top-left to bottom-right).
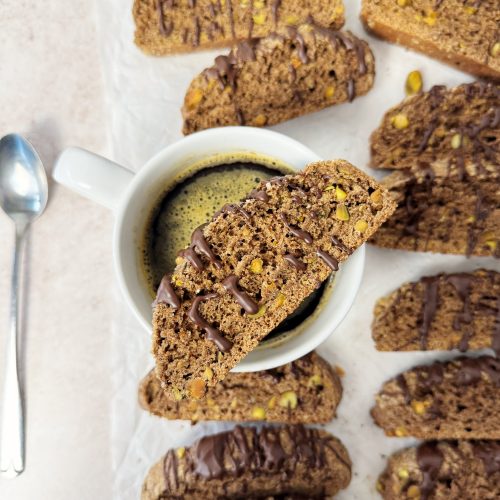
xmin=370 ymin=164 xmax=500 ymax=257
xmin=369 ymin=82 xmax=500 ymax=173
xmin=378 ymin=441 xmax=500 ymax=500
xmin=153 ymin=160 xmax=396 ymax=400
xmin=141 ymin=425 xmax=352 ymax=500
xmin=372 ymin=269 xmax=500 ymax=353
xmin=360 ymin=0 xmax=500 ymax=80
xmin=182 ymin=25 xmax=375 ymax=134
xmin=139 ymin=352 xmax=342 ymax=423
xmin=134 ymin=0 xmax=346 ymax=56
xmin=372 ymin=356 xmax=500 ymax=439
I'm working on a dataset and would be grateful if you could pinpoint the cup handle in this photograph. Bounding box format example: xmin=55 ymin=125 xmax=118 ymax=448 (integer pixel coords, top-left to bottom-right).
xmin=53 ymin=147 xmax=135 ymax=211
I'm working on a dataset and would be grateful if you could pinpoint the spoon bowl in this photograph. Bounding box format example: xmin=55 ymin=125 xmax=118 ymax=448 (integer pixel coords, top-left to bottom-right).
xmin=0 ymin=134 xmax=48 ymax=223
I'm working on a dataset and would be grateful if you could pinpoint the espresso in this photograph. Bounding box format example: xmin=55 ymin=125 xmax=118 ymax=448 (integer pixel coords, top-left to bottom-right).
xmin=142 ymin=155 xmax=332 ymax=344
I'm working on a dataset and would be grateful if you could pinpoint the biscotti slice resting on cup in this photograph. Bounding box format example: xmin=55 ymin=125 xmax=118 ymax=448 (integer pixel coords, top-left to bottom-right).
xmin=370 ymin=163 xmax=500 ymax=257
xmin=153 ymin=160 xmax=396 ymax=401
xmin=134 ymin=0 xmax=346 ymax=56
xmin=378 ymin=441 xmax=500 ymax=500
xmin=373 ymin=269 xmax=500 ymax=353
xmin=182 ymin=25 xmax=375 ymax=134
xmin=369 ymin=82 xmax=500 ymax=173
xmin=139 ymin=352 xmax=342 ymax=423
xmin=360 ymin=0 xmax=500 ymax=80
xmin=141 ymin=425 xmax=352 ymax=500
xmin=372 ymin=356 xmax=500 ymax=440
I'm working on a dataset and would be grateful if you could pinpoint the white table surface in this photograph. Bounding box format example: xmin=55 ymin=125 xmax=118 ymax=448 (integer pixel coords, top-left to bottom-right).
xmin=0 ymin=1 xmax=113 ymax=498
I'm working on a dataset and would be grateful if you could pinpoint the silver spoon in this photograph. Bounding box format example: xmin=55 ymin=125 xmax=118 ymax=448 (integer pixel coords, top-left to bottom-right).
xmin=0 ymin=134 xmax=48 ymax=477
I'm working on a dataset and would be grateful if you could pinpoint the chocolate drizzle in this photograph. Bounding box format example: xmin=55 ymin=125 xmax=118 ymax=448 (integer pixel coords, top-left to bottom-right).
xmin=280 ymin=214 xmax=313 ymax=244
xmin=316 ymin=250 xmax=339 ymax=271
xmin=472 ymin=441 xmax=500 ymax=476
xmin=179 ymin=225 xmax=222 ymax=272
xmin=157 ymin=0 xmax=174 ymax=37
xmin=331 ymin=236 xmax=352 ymax=255
xmin=271 ymin=0 xmax=282 ymax=25
xmin=222 ymin=275 xmax=259 ymax=314
xmin=166 ymin=425 xmax=339 ymax=486
xmin=346 ymin=79 xmax=355 ymax=102
xmin=418 ymin=276 xmax=440 ymax=349
xmin=154 ymin=274 xmax=181 ymax=309
xmin=188 ymin=293 xmax=233 ymax=352
xmin=454 ymin=356 xmax=500 ymax=387
xmin=248 ymin=189 xmax=270 ymax=202
xmin=416 ymin=442 xmax=444 ymax=500
xmin=447 ymin=273 xmax=474 ymax=351
xmin=283 ymin=253 xmax=307 ymax=271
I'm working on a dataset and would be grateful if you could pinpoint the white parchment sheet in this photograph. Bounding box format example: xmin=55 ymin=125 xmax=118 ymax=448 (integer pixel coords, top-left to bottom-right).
xmin=93 ymin=1 xmax=499 ymax=498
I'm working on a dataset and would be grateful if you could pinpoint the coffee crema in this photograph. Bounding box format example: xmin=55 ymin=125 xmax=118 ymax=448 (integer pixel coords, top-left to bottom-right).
xmin=142 ymin=153 xmax=334 ymax=346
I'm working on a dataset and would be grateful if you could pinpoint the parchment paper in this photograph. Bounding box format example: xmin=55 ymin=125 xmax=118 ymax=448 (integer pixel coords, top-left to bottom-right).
xmin=93 ymin=1 xmax=498 ymax=498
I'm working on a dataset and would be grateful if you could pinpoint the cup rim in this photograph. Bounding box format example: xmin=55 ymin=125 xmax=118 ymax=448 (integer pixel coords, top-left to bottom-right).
xmin=112 ymin=127 xmax=365 ymax=372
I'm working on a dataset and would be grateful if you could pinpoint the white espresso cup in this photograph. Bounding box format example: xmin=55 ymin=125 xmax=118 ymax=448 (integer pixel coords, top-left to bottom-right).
xmin=54 ymin=127 xmax=364 ymax=372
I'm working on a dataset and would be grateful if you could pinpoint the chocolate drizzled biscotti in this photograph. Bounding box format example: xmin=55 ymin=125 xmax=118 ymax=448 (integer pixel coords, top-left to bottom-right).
xmin=153 ymin=160 xmax=396 ymax=400
xmin=139 ymin=352 xmax=342 ymax=423
xmin=182 ymin=25 xmax=375 ymax=134
xmin=370 ymin=163 xmax=500 ymax=257
xmin=360 ymin=0 xmax=500 ymax=80
xmin=373 ymin=269 xmax=500 ymax=353
xmin=370 ymin=82 xmax=500 ymax=173
xmin=372 ymin=356 xmax=500 ymax=439
xmin=141 ymin=425 xmax=352 ymax=500
xmin=134 ymin=0 xmax=346 ymax=56
xmin=378 ymin=441 xmax=500 ymax=500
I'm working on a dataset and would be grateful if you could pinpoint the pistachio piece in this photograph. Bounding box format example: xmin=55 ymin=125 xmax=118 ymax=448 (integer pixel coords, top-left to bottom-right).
xmin=407 ymin=485 xmax=420 ymax=498
xmin=188 ymin=378 xmax=206 ymax=399
xmin=464 ymin=5 xmax=477 ymax=14
xmin=250 ymin=258 xmax=263 ymax=274
xmin=491 ymin=42 xmax=500 ymax=57
xmin=370 ymin=189 xmax=383 ymax=205
xmin=336 ymin=205 xmax=350 ymax=221
xmin=251 ymin=406 xmax=266 ymax=420
xmin=392 ymin=113 xmax=409 ymax=129
xmin=267 ymin=395 xmax=277 ymax=409
xmin=279 ymin=391 xmax=298 ymax=409
xmin=203 ymin=367 xmax=214 ymax=381
xmin=206 ymin=398 xmax=216 ymax=407
xmin=398 ymin=468 xmax=409 ymax=479
xmin=308 ymin=374 xmax=322 ymax=387
xmin=252 ymin=12 xmax=266 ymax=25
xmin=230 ymin=397 xmax=238 ymax=409
xmin=176 ymin=447 xmax=186 ymax=459
xmin=423 ymin=10 xmax=437 ymax=25
xmin=274 ymin=292 xmax=286 ymax=308
xmin=172 ymin=387 xmax=183 ymax=401
xmin=335 ymin=186 xmax=347 ymax=200
xmin=290 ymin=56 xmax=302 ymax=69
xmin=253 ymin=114 xmax=267 ymax=127
xmin=185 ymin=88 xmax=203 ymax=110
xmin=254 ymin=0 xmax=265 ymax=7
xmin=355 ymin=220 xmax=368 ymax=233
xmin=376 ymin=480 xmax=385 ymax=493
xmin=405 ymin=70 xmax=422 ymax=95
xmin=324 ymin=86 xmax=335 ymax=99
xmin=411 ymin=400 xmax=427 ymax=415
xmin=395 ymin=426 xmax=408 ymax=437
xmin=396 ymin=0 xmax=410 ymax=5
xmin=285 ymin=14 xmax=299 ymax=25
xmin=450 ymin=133 xmax=462 ymax=149
xmin=248 ymin=304 xmax=267 ymax=319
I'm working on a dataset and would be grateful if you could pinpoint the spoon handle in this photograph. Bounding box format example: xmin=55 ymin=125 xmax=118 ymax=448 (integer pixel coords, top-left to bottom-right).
xmin=0 ymin=222 xmax=27 ymax=477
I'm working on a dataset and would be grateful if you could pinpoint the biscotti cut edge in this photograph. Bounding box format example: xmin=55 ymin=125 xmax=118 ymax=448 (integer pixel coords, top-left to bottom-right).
xmin=360 ymin=4 xmax=500 ymax=81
